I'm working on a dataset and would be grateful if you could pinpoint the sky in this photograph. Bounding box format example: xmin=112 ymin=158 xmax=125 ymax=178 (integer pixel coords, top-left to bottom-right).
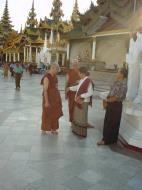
xmin=0 ymin=0 xmax=97 ymax=31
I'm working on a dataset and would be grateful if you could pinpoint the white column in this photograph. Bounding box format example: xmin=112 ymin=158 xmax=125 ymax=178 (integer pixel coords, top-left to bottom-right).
xmin=48 ymin=52 xmax=52 ymax=65
xmin=62 ymin=53 xmax=65 ymax=66
xmin=13 ymin=53 xmax=16 ymax=62
xmin=36 ymin=48 xmax=38 ymax=63
xmin=134 ymin=63 xmax=142 ymax=103
xmin=56 ymin=53 xmax=59 ymax=64
xmin=26 ymin=47 xmax=29 ymax=62
xmin=9 ymin=53 xmax=11 ymax=62
xmin=24 ymin=47 xmax=26 ymax=62
xmin=133 ymin=0 xmax=137 ymax=13
xmin=50 ymin=29 xmax=54 ymax=45
xmin=92 ymin=38 xmax=96 ymax=60
xmin=29 ymin=46 xmax=32 ymax=62
xmin=67 ymin=42 xmax=70 ymax=60
xmin=6 ymin=53 xmax=8 ymax=62
xmin=18 ymin=53 xmax=20 ymax=62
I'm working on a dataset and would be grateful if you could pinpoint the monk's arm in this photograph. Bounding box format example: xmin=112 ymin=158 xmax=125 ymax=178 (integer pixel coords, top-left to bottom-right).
xmin=43 ymin=77 xmax=49 ymax=107
xmin=65 ymin=74 xmax=69 ymax=87
xmin=65 ymin=74 xmax=69 ymax=91
xmin=65 ymin=74 xmax=69 ymax=99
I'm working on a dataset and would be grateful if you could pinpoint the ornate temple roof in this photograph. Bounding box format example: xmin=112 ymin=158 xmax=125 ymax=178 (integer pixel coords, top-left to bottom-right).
xmin=24 ymin=27 xmax=39 ymax=36
xmin=64 ymin=27 xmax=87 ymax=40
xmin=38 ymin=17 xmax=54 ymax=29
xmin=33 ymin=35 xmax=44 ymax=44
xmin=65 ymin=0 xmax=142 ymax=40
xmin=96 ymin=17 xmax=127 ymax=33
xmin=2 ymin=33 xmax=26 ymax=53
xmin=127 ymin=6 xmax=142 ymax=32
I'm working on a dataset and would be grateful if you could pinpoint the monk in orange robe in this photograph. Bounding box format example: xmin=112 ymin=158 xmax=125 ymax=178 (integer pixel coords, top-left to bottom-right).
xmin=3 ymin=63 xmax=9 ymax=78
xmin=65 ymin=61 xmax=80 ymax=123
xmin=41 ymin=64 xmax=63 ymax=134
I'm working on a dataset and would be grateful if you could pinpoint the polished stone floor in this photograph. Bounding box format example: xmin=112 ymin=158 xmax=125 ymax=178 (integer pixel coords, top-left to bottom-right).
xmin=0 ymin=73 xmax=142 ymax=190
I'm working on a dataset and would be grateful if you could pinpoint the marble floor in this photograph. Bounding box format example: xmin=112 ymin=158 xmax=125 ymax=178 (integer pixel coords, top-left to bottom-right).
xmin=0 ymin=73 xmax=142 ymax=190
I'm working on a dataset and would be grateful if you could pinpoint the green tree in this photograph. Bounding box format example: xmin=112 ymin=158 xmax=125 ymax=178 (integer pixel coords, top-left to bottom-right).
xmin=0 ymin=0 xmax=13 ymax=33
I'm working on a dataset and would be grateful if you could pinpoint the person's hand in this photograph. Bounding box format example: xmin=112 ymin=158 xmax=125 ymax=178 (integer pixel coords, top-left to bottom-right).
xmin=103 ymin=100 xmax=108 ymax=109
xmin=75 ymin=96 xmax=81 ymax=101
xmin=65 ymin=88 xmax=69 ymax=100
xmin=45 ymin=101 xmax=50 ymax=108
xmin=75 ymin=96 xmax=83 ymax=104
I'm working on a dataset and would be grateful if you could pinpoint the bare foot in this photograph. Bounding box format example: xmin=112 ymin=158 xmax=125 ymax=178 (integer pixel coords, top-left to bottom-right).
xmin=97 ymin=140 xmax=106 ymax=146
xmin=41 ymin=130 xmax=47 ymax=135
xmin=51 ymin=130 xmax=58 ymax=135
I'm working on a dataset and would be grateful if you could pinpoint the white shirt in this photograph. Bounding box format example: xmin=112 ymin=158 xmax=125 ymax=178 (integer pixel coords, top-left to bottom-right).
xmin=69 ymin=77 xmax=94 ymax=102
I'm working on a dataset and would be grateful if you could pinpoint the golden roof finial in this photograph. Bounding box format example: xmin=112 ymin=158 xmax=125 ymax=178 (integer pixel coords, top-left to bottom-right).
xmin=71 ymin=0 xmax=80 ymax=23
xmin=32 ymin=0 xmax=34 ymax=9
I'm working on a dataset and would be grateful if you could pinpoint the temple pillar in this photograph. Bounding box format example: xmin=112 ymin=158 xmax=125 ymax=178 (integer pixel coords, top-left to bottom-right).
xmin=92 ymin=38 xmax=96 ymax=60
xmin=24 ymin=47 xmax=26 ymax=62
xmin=18 ymin=53 xmax=20 ymax=62
xmin=26 ymin=47 xmax=29 ymax=62
xmin=48 ymin=52 xmax=52 ymax=65
xmin=56 ymin=52 xmax=59 ymax=64
xmin=36 ymin=47 xmax=38 ymax=63
xmin=29 ymin=46 xmax=32 ymax=62
xmin=62 ymin=53 xmax=65 ymax=66
xmin=13 ymin=53 xmax=16 ymax=62
xmin=9 ymin=53 xmax=11 ymax=62
xmin=6 ymin=53 xmax=8 ymax=62
xmin=67 ymin=42 xmax=70 ymax=60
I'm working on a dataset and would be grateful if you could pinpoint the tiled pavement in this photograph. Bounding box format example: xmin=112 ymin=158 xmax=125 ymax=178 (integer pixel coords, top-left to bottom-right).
xmin=0 ymin=73 xmax=142 ymax=190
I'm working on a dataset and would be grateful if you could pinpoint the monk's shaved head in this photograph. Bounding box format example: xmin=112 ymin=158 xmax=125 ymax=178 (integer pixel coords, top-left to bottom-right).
xmin=49 ymin=63 xmax=60 ymax=74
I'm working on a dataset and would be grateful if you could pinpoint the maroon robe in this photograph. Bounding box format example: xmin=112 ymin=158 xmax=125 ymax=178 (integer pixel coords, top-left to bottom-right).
xmin=75 ymin=78 xmax=93 ymax=109
xmin=66 ymin=69 xmax=80 ymax=122
xmin=41 ymin=73 xmax=63 ymax=131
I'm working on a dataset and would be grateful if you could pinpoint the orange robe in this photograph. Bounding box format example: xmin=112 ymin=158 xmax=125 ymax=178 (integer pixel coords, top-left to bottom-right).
xmin=3 ymin=64 xmax=9 ymax=78
xmin=41 ymin=73 xmax=63 ymax=131
xmin=66 ymin=69 xmax=80 ymax=122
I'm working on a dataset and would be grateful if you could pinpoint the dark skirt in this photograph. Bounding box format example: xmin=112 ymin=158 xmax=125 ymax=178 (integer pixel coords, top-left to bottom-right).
xmin=103 ymin=102 xmax=122 ymax=144
xmin=72 ymin=102 xmax=88 ymax=137
xmin=15 ymin=73 xmax=22 ymax=88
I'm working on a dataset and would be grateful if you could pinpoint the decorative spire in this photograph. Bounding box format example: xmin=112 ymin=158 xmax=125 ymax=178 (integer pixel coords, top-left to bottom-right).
xmin=32 ymin=0 xmax=34 ymax=9
xmin=26 ymin=0 xmax=38 ymax=28
xmin=90 ymin=1 xmax=95 ymax=9
xmin=49 ymin=29 xmax=54 ymax=45
xmin=97 ymin=0 xmax=107 ymax=6
xmin=1 ymin=0 xmax=13 ymax=33
xmin=20 ymin=24 xmax=23 ymax=34
xmin=71 ymin=0 xmax=80 ymax=23
xmin=43 ymin=33 xmax=47 ymax=52
xmin=50 ymin=0 xmax=64 ymax=24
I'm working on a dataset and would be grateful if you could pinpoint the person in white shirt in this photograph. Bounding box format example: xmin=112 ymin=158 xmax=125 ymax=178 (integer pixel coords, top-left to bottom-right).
xmin=68 ymin=66 xmax=94 ymax=137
